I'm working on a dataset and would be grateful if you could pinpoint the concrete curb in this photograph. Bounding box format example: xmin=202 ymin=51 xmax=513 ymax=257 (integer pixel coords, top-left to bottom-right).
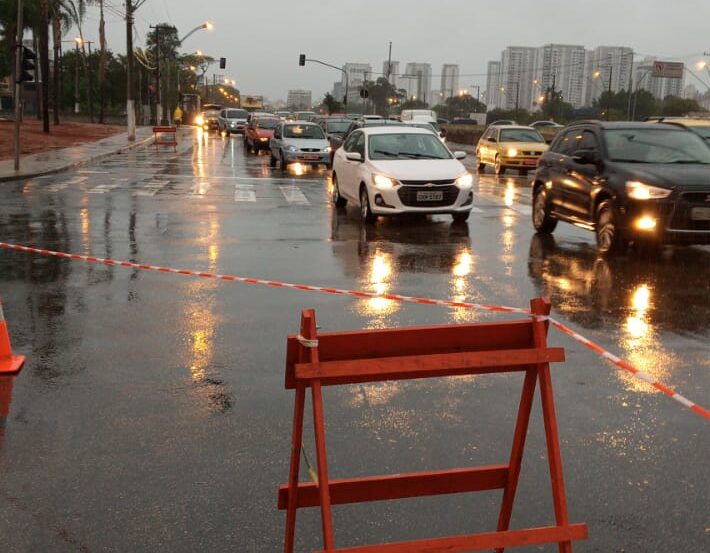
xmin=0 ymin=132 xmax=155 ymax=183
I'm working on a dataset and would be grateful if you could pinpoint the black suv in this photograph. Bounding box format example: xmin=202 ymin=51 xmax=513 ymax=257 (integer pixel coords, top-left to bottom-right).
xmin=532 ymin=121 xmax=710 ymax=254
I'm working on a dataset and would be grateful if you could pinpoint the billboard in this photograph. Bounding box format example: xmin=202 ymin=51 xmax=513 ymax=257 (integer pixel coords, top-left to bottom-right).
xmin=651 ymin=61 xmax=684 ymax=79
xmin=242 ymin=95 xmax=264 ymax=110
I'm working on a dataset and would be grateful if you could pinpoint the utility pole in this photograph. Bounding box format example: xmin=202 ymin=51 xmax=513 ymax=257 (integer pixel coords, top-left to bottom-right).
xmin=83 ymin=40 xmax=95 ymax=123
xmin=74 ymin=39 xmax=80 ymax=113
xmin=125 ymin=0 xmax=135 ymax=140
xmin=386 ymin=41 xmax=392 ymax=82
xmin=14 ymin=0 xmax=23 ymax=171
xmin=626 ymin=50 xmax=634 ymax=120
xmin=39 ymin=0 xmax=49 ymax=132
xmin=607 ymin=65 xmax=613 ymax=121
xmin=550 ymin=73 xmax=556 ymax=120
xmin=150 ymin=25 xmax=162 ymax=125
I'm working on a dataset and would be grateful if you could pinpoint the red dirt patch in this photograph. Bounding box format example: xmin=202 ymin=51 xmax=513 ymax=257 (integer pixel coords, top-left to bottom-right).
xmin=0 ymin=119 xmax=125 ymax=160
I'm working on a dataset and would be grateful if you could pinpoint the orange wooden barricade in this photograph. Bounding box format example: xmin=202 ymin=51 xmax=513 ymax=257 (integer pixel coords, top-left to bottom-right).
xmin=153 ymin=126 xmax=177 ymax=152
xmin=278 ymin=298 xmax=588 ymax=553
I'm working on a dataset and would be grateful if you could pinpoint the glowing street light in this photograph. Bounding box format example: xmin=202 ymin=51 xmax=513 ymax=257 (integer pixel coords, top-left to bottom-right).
xmin=180 ymin=22 xmax=214 ymax=44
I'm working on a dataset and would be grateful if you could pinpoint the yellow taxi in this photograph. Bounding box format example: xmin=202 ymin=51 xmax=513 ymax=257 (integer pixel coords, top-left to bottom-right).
xmin=647 ymin=117 xmax=710 ymax=142
xmin=476 ymin=125 xmax=549 ymax=175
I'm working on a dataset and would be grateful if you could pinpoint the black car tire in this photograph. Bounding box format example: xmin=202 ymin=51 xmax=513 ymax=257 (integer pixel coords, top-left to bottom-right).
xmin=595 ymin=200 xmax=628 ymax=255
xmin=532 ymin=187 xmax=558 ymax=234
xmin=360 ymin=188 xmax=376 ymax=224
xmin=452 ymin=212 xmax=470 ymax=225
xmin=280 ymin=151 xmax=287 ymax=169
xmin=269 ymin=153 xmax=277 ymax=167
xmin=331 ymin=174 xmax=347 ymax=208
xmin=477 ymin=158 xmax=486 ymax=173
xmin=494 ymin=156 xmax=504 ymax=175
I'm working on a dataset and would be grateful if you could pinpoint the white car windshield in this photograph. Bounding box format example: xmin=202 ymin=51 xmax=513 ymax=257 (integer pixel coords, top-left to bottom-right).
xmin=369 ymin=133 xmax=452 ymax=160
xmin=284 ymin=124 xmax=325 ymax=139
xmin=226 ymin=110 xmax=248 ymax=119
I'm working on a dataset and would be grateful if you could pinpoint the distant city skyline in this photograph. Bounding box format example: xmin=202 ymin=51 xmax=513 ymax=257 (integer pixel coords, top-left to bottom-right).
xmin=65 ymin=0 xmax=710 ymax=104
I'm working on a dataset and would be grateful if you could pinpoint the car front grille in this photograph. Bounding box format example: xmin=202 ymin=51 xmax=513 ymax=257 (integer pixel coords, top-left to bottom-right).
xmin=397 ymin=185 xmax=459 ymax=207
xmin=300 ymin=148 xmax=321 ymax=153
xmin=520 ymin=151 xmax=542 ymax=156
xmin=399 ymin=179 xmax=455 ymax=186
xmin=668 ymin=191 xmax=710 ymax=231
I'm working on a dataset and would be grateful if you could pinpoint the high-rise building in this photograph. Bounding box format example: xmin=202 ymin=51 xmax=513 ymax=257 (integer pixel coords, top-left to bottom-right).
xmin=634 ymin=57 xmax=685 ymax=100
xmin=485 ymin=61 xmax=502 ymax=110
xmin=287 ymin=89 xmax=312 ymax=110
xmin=585 ymin=46 xmax=634 ymax=104
xmin=535 ymin=44 xmax=588 ymax=109
xmin=440 ymin=64 xmax=460 ymax=100
xmin=342 ymin=63 xmax=373 ymax=105
xmin=332 ymin=82 xmax=345 ymax=104
xmin=403 ymin=63 xmax=433 ymax=104
xmin=382 ymin=60 xmax=400 ymax=88
xmin=500 ymin=47 xmax=538 ymax=111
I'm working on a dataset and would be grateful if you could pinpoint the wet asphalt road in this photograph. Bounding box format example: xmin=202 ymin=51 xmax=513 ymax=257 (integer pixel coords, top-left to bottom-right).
xmin=0 ymin=129 xmax=708 ymax=552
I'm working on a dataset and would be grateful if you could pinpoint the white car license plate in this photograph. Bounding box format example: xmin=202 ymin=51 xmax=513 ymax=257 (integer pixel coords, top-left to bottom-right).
xmin=691 ymin=207 xmax=710 ymax=221
xmin=417 ymin=190 xmax=443 ymax=201
xmin=524 ymin=159 xmax=537 ymax=165
xmin=303 ymin=154 xmax=319 ymax=160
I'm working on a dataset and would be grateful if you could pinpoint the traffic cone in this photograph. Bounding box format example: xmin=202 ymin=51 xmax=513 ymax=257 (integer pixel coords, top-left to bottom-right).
xmin=0 ymin=300 xmax=25 ymax=374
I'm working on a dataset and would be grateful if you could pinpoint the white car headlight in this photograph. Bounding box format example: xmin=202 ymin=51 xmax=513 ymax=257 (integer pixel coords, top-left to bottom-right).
xmin=372 ymin=174 xmax=397 ymax=189
xmin=323 ymin=146 xmax=332 ymax=153
xmin=626 ymin=181 xmax=672 ymax=200
xmin=455 ymin=173 xmax=473 ymax=188
xmin=286 ymin=145 xmax=299 ymax=152
xmin=507 ymin=148 xmax=518 ymax=157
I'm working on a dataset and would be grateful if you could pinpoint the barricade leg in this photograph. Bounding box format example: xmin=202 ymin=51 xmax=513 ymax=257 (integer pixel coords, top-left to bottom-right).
xmin=531 ymin=298 xmax=573 ymax=553
xmin=494 ymin=367 xmax=537 ymax=553
xmin=312 ymin=379 xmax=335 ymax=551
xmin=284 ymin=384 xmax=306 ymax=553
xmin=284 ymin=309 xmax=318 ymax=553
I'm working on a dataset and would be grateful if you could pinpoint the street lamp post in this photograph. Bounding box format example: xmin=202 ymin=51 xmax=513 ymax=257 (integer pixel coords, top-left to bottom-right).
xmin=74 ymin=37 xmax=81 ymax=114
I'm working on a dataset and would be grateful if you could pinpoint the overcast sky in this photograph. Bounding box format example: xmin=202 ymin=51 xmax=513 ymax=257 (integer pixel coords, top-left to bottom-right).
xmin=83 ymin=0 xmax=710 ymax=101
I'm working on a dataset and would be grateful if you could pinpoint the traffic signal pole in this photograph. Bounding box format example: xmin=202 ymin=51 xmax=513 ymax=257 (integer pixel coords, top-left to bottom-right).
xmin=14 ymin=0 xmax=24 ymax=171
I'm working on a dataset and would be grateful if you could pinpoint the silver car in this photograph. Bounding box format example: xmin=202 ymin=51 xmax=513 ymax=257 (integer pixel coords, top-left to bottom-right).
xmin=217 ymin=108 xmax=249 ymax=135
xmin=269 ymin=122 xmax=332 ymax=168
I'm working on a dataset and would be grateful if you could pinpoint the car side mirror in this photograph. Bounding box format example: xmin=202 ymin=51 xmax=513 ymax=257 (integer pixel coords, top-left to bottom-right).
xmin=573 ymin=148 xmax=599 ymax=165
xmin=488 ymin=137 xmax=496 ymax=142
xmin=345 ymin=152 xmax=363 ymax=162
xmin=454 ymin=151 xmax=466 ymax=160
xmin=440 ymin=128 xmax=447 ymax=137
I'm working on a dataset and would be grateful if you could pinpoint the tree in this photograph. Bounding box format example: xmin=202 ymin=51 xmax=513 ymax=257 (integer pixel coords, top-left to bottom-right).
xmin=401 ymin=98 xmax=428 ymax=109
xmin=364 ymin=77 xmax=399 ymax=115
xmin=321 ymin=92 xmax=342 ymax=115
xmin=434 ymin=94 xmax=486 ymax=120
xmin=661 ymin=95 xmax=703 ymax=116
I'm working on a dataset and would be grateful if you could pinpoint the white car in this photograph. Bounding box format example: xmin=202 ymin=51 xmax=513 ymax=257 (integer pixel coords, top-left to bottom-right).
xmin=331 ymin=127 xmax=473 ymax=224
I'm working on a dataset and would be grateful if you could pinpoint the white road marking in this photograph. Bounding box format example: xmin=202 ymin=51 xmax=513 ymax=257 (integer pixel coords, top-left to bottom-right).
xmin=44 ymin=175 xmax=88 ymax=192
xmin=234 ymin=184 xmax=256 ymax=202
xmin=88 ymin=183 xmax=120 ymax=194
xmin=470 ymin=206 xmax=484 ymax=213
xmin=279 ymin=185 xmax=309 ymax=205
xmin=134 ymin=180 xmax=170 ymax=197
xmin=189 ymin=181 xmax=211 ymax=197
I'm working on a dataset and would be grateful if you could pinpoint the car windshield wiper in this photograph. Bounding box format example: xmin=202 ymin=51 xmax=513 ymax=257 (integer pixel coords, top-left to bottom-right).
xmin=373 ymin=149 xmax=400 ymax=157
xmin=609 ymin=158 xmax=652 ymax=163
xmin=398 ymin=152 xmax=444 ymax=159
xmin=666 ymin=160 xmax=710 ymax=164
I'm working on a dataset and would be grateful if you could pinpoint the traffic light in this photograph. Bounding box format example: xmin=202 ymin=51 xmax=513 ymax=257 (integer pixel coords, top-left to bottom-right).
xmin=219 ymin=57 xmax=226 ymax=69
xmin=298 ymin=54 xmax=306 ymax=66
xmin=359 ymin=88 xmax=369 ymax=99
xmin=20 ymin=46 xmax=36 ymax=83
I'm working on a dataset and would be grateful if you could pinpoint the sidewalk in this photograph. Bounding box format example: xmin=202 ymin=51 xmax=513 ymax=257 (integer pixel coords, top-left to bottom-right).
xmin=0 ymin=126 xmax=157 ymax=183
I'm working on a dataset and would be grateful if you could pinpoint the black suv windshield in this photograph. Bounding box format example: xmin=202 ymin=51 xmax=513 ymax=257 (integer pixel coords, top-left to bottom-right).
xmin=500 ymin=129 xmax=545 ymax=142
xmin=369 ymin=133 xmax=452 ymax=160
xmin=326 ymin=121 xmax=350 ymax=133
xmin=605 ymin=128 xmax=710 ymax=163
xmin=284 ymin=124 xmax=325 ymax=139
xmin=226 ymin=109 xmax=248 ymax=119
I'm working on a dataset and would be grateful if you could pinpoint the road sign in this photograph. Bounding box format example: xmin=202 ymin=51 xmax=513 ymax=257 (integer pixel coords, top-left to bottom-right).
xmin=652 ymin=61 xmax=684 ymax=79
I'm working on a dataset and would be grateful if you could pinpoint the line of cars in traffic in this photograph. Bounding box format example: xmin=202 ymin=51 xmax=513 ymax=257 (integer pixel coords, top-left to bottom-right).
xmin=199 ymin=103 xmax=710 ymax=253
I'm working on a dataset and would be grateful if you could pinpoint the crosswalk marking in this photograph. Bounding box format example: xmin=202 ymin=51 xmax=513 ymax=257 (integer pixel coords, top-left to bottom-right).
xmin=189 ymin=181 xmax=211 ymax=197
xmin=134 ymin=180 xmax=170 ymax=197
xmin=234 ymin=184 xmax=256 ymax=202
xmin=279 ymin=185 xmax=309 ymax=205
xmin=44 ymin=175 xmax=87 ymax=192
xmin=88 ymin=183 xmax=120 ymax=194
